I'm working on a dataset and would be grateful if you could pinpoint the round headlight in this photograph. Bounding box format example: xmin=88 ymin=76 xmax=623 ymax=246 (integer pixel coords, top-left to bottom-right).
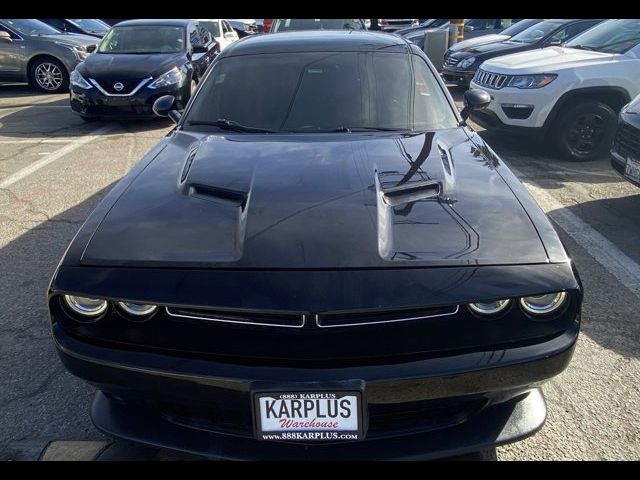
xmin=468 ymin=299 xmax=511 ymax=315
xmin=457 ymin=56 xmax=476 ymax=69
xmin=64 ymin=295 xmax=108 ymax=318
xmin=520 ymin=292 xmax=567 ymax=315
xmin=117 ymin=302 xmax=158 ymax=318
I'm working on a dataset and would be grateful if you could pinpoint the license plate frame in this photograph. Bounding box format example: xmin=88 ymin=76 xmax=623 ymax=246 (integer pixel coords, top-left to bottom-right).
xmin=624 ymin=156 xmax=640 ymax=184
xmin=253 ymin=390 xmax=365 ymax=442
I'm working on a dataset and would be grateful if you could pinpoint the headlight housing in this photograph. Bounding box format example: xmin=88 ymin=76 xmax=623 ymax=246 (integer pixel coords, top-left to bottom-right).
xmin=148 ymin=66 xmax=185 ymax=89
xmin=56 ymin=42 xmax=90 ymax=60
xmin=70 ymin=69 xmax=92 ymax=89
xmin=507 ymin=74 xmax=557 ymax=89
xmin=468 ymin=299 xmax=511 ymax=315
xmin=63 ymin=295 xmax=107 ymax=318
xmin=457 ymin=56 xmax=476 ymax=69
xmin=117 ymin=302 xmax=158 ymax=318
xmin=520 ymin=292 xmax=567 ymax=316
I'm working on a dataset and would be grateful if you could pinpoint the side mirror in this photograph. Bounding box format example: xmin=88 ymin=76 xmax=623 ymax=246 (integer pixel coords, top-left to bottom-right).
xmin=464 ymin=25 xmax=474 ymax=32
xmin=0 ymin=31 xmax=12 ymax=42
xmin=460 ymin=89 xmax=491 ymax=121
xmin=86 ymin=44 xmax=96 ymax=53
xmin=152 ymin=95 xmax=181 ymax=124
xmin=548 ymin=38 xmax=562 ymax=46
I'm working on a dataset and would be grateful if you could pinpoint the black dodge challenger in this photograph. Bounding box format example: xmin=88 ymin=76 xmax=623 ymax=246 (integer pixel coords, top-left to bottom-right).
xmin=49 ymin=31 xmax=582 ymax=460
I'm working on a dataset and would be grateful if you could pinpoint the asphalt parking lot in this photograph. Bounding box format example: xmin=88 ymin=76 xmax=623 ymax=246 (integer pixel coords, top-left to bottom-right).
xmin=0 ymin=82 xmax=639 ymax=461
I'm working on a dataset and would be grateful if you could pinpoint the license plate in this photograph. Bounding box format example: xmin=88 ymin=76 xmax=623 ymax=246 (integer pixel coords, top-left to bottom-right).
xmin=624 ymin=157 xmax=640 ymax=184
xmin=254 ymin=391 xmax=363 ymax=441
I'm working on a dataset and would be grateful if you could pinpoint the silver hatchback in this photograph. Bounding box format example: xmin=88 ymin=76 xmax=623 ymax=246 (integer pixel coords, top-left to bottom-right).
xmin=0 ymin=19 xmax=98 ymax=93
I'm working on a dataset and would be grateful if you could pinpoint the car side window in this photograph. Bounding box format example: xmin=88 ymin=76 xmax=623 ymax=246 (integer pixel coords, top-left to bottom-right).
xmin=548 ymin=23 xmax=593 ymax=45
xmin=189 ymin=25 xmax=202 ymax=48
xmin=223 ymin=21 xmax=233 ymax=34
xmin=40 ymin=19 xmax=67 ymax=31
xmin=467 ymin=19 xmax=495 ymax=31
xmin=0 ymin=24 xmax=21 ymax=39
xmin=196 ymin=23 xmax=211 ymax=45
xmin=411 ymin=56 xmax=458 ymax=130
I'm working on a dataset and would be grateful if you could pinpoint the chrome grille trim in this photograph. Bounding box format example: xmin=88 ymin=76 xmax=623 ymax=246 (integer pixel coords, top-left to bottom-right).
xmin=89 ymin=77 xmax=152 ymax=97
xmin=165 ymin=307 xmax=306 ymax=329
xmin=473 ymin=69 xmax=509 ymax=90
xmin=315 ymin=305 xmax=460 ymax=328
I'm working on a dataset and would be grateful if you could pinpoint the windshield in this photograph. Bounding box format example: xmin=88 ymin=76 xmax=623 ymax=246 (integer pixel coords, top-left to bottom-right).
xmin=2 ymin=19 xmax=60 ymax=36
xmin=184 ymin=51 xmax=457 ymax=133
xmin=69 ymin=19 xmax=109 ymax=33
xmin=272 ymin=19 xmax=364 ymax=32
xmin=566 ymin=19 xmax=640 ymax=54
xmin=501 ymin=19 xmax=541 ymax=36
xmin=98 ymin=25 xmax=185 ymax=54
xmin=199 ymin=20 xmax=220 ymax=38
xmin=509 ymin=20 xmax=563 ymax=44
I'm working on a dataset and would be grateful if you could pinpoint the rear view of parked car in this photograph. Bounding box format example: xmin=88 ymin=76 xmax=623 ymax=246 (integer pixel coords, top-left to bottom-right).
xmin=611 ymin=94 xmax=640 ymax=186
xmin=270 ymin=19 xmax=365 ymax=32
xmin=69 ymin=19 xmax=216 ymax=120
xmin=38 ymin=19 xmax=110 ymax=38
xmin=0 ymin=18 xmax=97 ymax=93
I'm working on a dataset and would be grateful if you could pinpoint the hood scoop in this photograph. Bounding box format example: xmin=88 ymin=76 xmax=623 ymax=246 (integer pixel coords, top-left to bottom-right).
xmin=379 ymin=177 xmax=441 ymax=207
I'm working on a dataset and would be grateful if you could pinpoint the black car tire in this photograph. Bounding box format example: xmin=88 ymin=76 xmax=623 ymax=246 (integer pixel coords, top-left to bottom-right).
xmin=28 ymin=57 xmax=70 ymax=94
xmin=552 ymin=100 xmax=618 ymax=161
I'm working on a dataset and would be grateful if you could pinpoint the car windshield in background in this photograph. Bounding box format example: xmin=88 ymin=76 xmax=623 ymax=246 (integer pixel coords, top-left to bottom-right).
xmin=3 ymin=19 xmax=60 ymax=36
xmin=271 ymin=19 xmax=364 ymax=32
xmin=69 ymin=19 xmax=109 ymax=33
xmin=185 ymin=51 xmax=457 ymax=133
xmin=199 ymin=21 xmax=220 ymax=37
xmin=566 ymin=19 xmax=640 ymax=54
xmin=500 ymin=19 xmax=540 ymax=36
xmin=508 ymin=20 xmax=563 ymax=43
xmin=98 ymin=26 xmax=185 ymax=54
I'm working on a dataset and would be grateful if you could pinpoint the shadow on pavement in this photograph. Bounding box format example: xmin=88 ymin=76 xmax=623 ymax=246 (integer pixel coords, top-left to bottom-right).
xmin=0 ymin=186 xmax=116 ymax=451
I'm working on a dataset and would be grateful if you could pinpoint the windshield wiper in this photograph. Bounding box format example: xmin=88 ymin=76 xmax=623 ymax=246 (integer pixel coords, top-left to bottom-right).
xmin=570 ymin=44 xmax=598 ymax=51
xmin=332 ymin=126 xmax=412 ymax=133
xmin=186 ymin=119 xmax=277 ymax=133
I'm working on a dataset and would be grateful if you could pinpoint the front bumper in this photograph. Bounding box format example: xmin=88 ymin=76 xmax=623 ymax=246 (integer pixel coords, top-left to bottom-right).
xmin=69 ymin=82 xmax=190 ymax=119
xmin=442 ymin=68 xmax=476 ymax=86
xmin=54 ymin=322 xmax=578 ymax=460
xmin=469 ymin=107 xmax=543 ymax=138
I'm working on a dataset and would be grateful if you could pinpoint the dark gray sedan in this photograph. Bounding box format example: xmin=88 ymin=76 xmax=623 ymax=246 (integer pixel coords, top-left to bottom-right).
xmin=0 ymin=19 xmax=98 ymax=93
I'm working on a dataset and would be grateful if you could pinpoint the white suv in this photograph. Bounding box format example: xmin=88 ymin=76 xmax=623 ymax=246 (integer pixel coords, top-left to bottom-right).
xmin=469 ymin=19 xmax=640 ymax=161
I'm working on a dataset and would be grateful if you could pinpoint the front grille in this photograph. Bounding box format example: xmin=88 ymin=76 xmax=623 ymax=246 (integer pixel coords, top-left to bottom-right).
xmin=473 ymin=69 xmax=509 ymax=89
xmin=444 ymin=56 xmax=459 ymax=68
xmin=157 ymin=395 xmax=487 ymax=439
xmin=90 ymin=77 xmax=150 ymax=95
xmin=166 ymin=306 xmax=306 ymax=328
xmin=367 ymin=396 xmax=487 ymax=437
xmin=612 ymin=121 xmax=640 ymax=159
xmin=316 ymin=305 xmax=458 ymax=328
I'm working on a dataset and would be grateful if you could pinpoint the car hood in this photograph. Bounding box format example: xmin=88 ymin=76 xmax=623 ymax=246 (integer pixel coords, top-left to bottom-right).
xmin=79 ymin=52 xmax=185 ymax=81
xmin=39 ymin=32 xmax=98 ymax=48
xmin=448 ymin=34 xmax=510 ymax=53
xmin=79 ymin=128 xmax=552 ymax=269
xmin=481 ymin=46 xmax=617 ymax=73
xmin=452 ymin=40 xmax=529 ymax=59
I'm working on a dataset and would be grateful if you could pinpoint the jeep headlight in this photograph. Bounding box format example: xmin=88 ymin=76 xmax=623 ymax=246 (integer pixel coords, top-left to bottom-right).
xmin=507 ymin=74 xmax=557 ymax=89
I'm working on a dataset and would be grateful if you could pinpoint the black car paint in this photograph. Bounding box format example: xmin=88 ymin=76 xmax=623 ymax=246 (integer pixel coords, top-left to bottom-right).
xmin=442 ymin=19 xmax=603 ymax=85
xmin=69 ymin=19 xmax=216 ymax=119
xmin=50 ymin=31 xmax=582 ymax=459
xmin=611 ymin=97 xmax=640 ymax=186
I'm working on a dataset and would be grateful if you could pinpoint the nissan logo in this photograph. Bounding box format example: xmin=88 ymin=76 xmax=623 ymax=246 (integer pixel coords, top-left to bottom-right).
xmin=113 ymin=82 xmax=124 ymax=92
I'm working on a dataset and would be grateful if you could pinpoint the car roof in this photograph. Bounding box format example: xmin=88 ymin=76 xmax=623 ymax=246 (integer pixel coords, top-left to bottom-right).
xmin=225 ymin=30 xmax=411 ymax=56
xmin=114 ymin=19 xmax=191 ymax=28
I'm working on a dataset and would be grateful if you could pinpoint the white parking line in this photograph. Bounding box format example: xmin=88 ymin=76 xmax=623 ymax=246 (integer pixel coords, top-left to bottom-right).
xmin=0 ymin=124 xmax=115 ymax=189
xmin=513 ymin=167 xmax=640 ymax=299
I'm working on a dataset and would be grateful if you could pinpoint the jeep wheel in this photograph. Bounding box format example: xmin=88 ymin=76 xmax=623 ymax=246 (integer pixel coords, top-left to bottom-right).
xmin=553 ymin=100 xmax=618 ymax=161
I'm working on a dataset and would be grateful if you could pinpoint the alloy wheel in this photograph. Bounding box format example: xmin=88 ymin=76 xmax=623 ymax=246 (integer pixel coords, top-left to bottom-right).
xmin=34 ymin=62 xmax=64 ymax=91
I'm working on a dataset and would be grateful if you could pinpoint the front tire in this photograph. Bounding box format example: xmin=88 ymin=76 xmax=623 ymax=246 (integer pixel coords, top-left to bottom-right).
xmin=551 ymin=100 xmax=618 ymax=161
xmin=29 ymin=58 xmax=69 ymax=93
